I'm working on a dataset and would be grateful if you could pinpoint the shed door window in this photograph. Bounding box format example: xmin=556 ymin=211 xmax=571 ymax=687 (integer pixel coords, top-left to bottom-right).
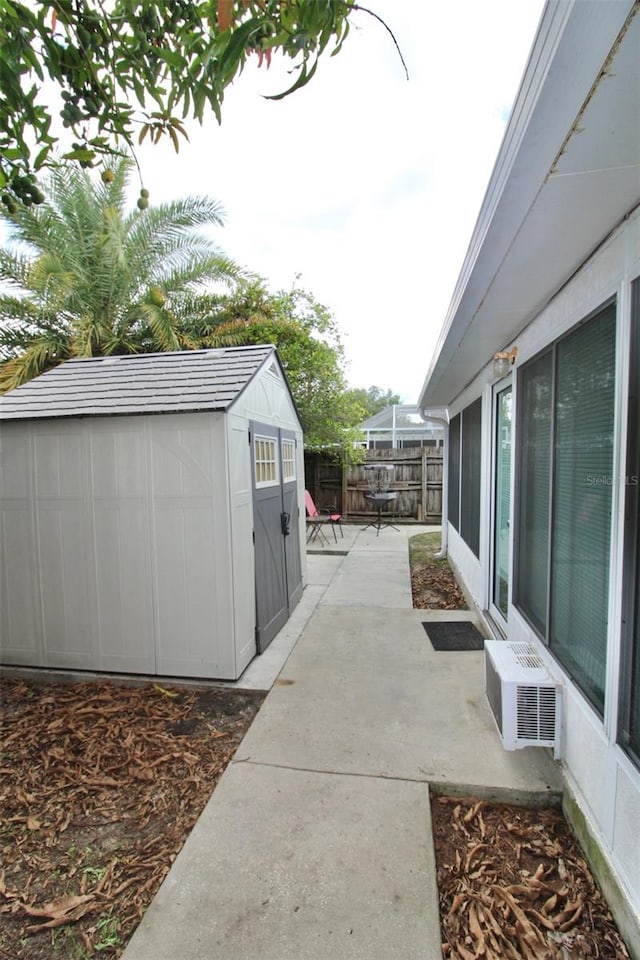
xmin=254 ymin=436 xmax=279 ymax=487
xmin=281 ymin=439 xmax=296 ymax=481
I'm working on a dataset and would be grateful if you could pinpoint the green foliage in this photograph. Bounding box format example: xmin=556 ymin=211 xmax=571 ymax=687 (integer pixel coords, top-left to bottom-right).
xmin=94 ymin=911 xmax=123 ymax=952
xmin=408 ymin=531 xmax=445 ymax=568
xmin=188 ymin=280 xmax=367 ymax=463
xmin=0 ymin=157 xmax=242 ymax=391
xmin=346 ymin=384 xmax=401 ymax=419
xmin=0 ymin=0 xmax=359 ymax=207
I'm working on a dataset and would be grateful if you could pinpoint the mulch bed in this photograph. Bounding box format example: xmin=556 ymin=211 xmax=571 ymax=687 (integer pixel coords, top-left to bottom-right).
xmin=0 ymin=677 xmax=265 ymax=960
xmin=411 ymin=560 xmax=468 ymax=610
xmin=430 ymin=794 xmax=630 ymax=960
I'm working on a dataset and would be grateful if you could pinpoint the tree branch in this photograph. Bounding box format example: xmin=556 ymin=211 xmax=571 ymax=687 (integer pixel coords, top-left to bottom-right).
xmin=349 ymin=3 xmax=409 ymax=80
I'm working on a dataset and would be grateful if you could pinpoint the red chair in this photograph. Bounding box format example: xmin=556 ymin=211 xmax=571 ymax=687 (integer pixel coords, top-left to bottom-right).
xmin=304 ymin=490 xmax=343 ymax=543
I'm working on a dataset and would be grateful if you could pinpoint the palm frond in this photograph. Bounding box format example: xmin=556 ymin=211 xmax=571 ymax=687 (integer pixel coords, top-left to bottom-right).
xmin=0 ymin=249 xmax=35 ymax=288
xmin=135 ymin=303 xmax=183 ymax=353
xmin=0 ymin=295 xmax=40 ymax=325
xmin=26 ymin=253 xmax=78 ymax=303
xmin=0 ymin=333 xmax=70 ymax=393
xmin=145 ymin=253 xmax=244 ymax=301
xmin=126 ymin=195 xmax=226 ymax=236
xmin=99 ymin=206 xmax=128 ymax=271
xmin=123 ymin=207 xmax=236 ymax=293
xmin=193 ymin=319 xmax=257 ymax=349
xmin=0 ymin=156 xmax=240 ymax=385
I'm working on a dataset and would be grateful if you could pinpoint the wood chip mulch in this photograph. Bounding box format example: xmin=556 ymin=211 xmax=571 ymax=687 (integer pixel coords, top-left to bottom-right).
xmin=411 ymin=565 xmax=468 ymax=610
xmin=430 ymin=794 xmax=631 ymax=960
xmin=0 ymin=677 xmax=265 ymax=960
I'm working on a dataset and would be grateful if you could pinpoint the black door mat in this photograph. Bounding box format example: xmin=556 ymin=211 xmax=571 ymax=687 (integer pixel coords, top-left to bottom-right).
xmin=422 ymin=621 xmax=485 ymax=651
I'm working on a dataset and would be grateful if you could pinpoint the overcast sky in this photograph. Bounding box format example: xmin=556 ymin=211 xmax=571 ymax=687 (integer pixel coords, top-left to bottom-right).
xmin=135 ymin=0 xmax=546 ymax=401
xmin=7 ymin=0 xmax=547 ymax=402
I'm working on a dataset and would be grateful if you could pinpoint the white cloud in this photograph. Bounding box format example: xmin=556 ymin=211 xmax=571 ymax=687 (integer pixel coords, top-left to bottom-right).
xmin=4 ymin=0 xmax=546 ymax=402
xmin=149 ymin=0 xmax=545 ymax=402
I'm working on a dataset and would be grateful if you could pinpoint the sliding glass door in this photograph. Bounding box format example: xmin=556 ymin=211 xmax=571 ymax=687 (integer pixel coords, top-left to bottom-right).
xmin=491 ymin=382 xmax=512 ymax=627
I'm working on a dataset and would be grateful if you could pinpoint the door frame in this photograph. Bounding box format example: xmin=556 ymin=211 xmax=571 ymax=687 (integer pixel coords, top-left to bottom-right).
xmin=488 ymin=377 xmax=513 ymax=634
xmin=280 ymin=427 xmax=303 ymax=614
xmin=250 ymin=421 xmax=303 ymax=654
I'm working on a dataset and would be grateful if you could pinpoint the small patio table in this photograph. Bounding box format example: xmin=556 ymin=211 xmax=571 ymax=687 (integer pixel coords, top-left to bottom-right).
xmin=363 ymin=491 xmax=399 ymax=536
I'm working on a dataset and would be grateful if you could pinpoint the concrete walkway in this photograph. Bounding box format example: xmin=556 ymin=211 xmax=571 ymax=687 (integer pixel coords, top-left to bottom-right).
xmin=122 ymin=525 xmax=562 ymax=960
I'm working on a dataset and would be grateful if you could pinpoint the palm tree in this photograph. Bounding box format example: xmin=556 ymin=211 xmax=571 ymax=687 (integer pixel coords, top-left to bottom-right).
xmin=0 ymin=158 xmax=243 ymax=391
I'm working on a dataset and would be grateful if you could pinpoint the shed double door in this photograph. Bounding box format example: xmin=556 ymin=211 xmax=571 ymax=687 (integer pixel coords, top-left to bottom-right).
xmin=250 ymin=422 xmax=303 ymax=652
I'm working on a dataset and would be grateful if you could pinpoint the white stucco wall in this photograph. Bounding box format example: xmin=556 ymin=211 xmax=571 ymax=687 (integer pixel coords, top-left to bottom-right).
xmin=443 ymin=208 xmax=640 ymax=921
xmin=446 ymin=524 xmax=484 ymax=611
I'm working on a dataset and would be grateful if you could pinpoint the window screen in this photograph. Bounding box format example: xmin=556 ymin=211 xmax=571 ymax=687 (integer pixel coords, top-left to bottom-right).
xmin=460 ymin=398 xmax=482 ymax=558
xmin=515 ymin=302 xmax=616 ymax=717
xmin=620 ymin=278 xmax=640 ymax=764
xmin=448 ymin=413 xmax=461 ymax=532
xmin=549 ymin=305 xmax=616 ymax=714
xmin=630 ymin=533 xmax=640 ymax=763
xmin=516 ymin=352 xmax=552 ymax=633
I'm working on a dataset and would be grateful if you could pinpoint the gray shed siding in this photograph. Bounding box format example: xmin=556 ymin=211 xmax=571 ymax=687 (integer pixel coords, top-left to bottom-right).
xmin=1 ymin=412 xmax=238 ymax=677
xmin=0 ymin=346 xmax=305 ymax=681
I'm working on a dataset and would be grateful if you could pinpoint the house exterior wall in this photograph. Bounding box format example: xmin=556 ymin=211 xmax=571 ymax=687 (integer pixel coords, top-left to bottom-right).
xmin=446 ymin=524 xmax=484 ymax=611
xmin=444 ymin=208 xmax=640 ymax=922
xmin=0 ymin=411 xmax=245 ymax=680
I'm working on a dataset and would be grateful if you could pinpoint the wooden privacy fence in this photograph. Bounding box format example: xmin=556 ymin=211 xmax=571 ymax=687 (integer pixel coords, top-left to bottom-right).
xmin=305 ymin=448 xmax=443 ymax=522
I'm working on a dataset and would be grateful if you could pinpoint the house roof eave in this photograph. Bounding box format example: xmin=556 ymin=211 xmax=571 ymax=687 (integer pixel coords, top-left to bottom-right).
xmin=418 ymin=0 xmax=640 ymax=410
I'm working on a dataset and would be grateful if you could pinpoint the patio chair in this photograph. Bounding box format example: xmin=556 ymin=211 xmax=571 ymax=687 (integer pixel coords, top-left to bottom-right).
xmin=304 ymin=490 xmax=343 ymax=543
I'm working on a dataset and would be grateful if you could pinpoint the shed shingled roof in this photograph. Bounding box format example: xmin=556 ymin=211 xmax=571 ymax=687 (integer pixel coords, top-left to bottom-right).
xmin=0 ymin=345 xmax=277 ymax=420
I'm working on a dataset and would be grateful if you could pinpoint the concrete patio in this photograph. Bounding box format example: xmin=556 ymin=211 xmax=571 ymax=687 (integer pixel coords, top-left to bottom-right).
xmin=122 ymin=524 xmax=562 ymax=960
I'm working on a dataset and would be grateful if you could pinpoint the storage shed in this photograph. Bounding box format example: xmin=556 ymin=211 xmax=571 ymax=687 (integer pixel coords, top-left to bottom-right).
xmin=0 ymin=345 xmax=305 ymax=681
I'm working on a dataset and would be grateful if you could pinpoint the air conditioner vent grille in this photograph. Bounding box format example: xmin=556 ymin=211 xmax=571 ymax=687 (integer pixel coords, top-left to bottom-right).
xmin=507 ymin=641 xmax=545 ymax=669
xmin=484 ymin=640 xmax=561 ymax=753
xmin=485 ymin=653 xmax=503 ymax=734
xmin=516 ymin=684 xmax=557 ymax=740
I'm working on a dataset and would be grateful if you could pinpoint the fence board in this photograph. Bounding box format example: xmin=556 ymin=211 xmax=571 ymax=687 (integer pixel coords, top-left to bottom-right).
xmin=346 ymin=449 xmax=442 ymax=521
xmin=304 ymin=449 xmax=443 ymax=521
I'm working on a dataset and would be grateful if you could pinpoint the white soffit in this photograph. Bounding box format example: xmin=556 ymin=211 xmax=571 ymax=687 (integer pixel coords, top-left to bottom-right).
xmin=419 ymin=0 xmax=640 ymax=409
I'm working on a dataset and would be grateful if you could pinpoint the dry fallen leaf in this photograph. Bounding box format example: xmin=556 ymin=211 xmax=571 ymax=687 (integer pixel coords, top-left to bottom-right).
xmin=0 ymin=676 xmax=265 ymax=959
xmin=431 ymin=795 xmax=630 ymax=960
xmin=19 ymin=893 xmax=94 ymax=920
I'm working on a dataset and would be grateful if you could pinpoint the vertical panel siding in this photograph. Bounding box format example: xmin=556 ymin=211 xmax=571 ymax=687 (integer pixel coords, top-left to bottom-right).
xmin=227 ymin=414 xmax=256 ymax=677
xmin=152 ymin=501 xmax=219 ymax=674
xmin=1 ymin=505 xmax=42 ymax=662
xmin=34 ymin=424 xmax=96 ymax=667
xmin=149 ymin=415 xmax=234 ymax=679
xmin=0 ymin=424 xmax=43 ymax=666
xmin=90 ymin=421 xmax=155 ymax=672
xmin=0 ymin=413 xmax=243 ymax=679
xmin=0 ymin=425 xmax=42 ymax=663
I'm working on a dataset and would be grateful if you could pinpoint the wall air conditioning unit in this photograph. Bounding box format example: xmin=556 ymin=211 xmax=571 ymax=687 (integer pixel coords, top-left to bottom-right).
xmin=484 ymin=640 xmax=562 ymax=757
